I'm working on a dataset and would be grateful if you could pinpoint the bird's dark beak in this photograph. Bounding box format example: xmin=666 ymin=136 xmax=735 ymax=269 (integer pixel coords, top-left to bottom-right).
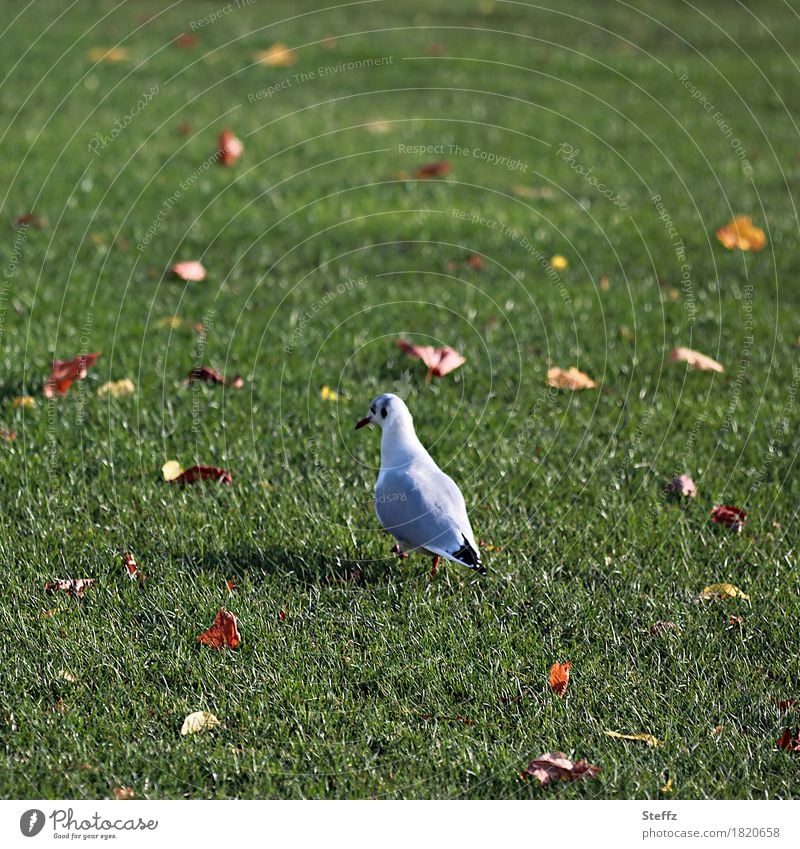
xmin=355 ymin=416 xmax=372 ymax=430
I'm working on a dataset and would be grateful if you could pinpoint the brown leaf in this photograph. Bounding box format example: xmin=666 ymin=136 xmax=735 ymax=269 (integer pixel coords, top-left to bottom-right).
xmin=45 ymin=578 xmax=96 ymax=598
xmin=776 ymin=699 xmax=797 ymax=711
xmin=665 ymin=474 xmax=696 ymax=498
xmin=1 ymin=427 xmax=16 ymax=442
xmin=548 ymin=661 xmax=571 ymax=697
xmin=171 ymin=261 xmax=206 ymax=282
xmin=14 ymin=212 xmax=45 ymax=229
xmin=547 ymin=366 xmax=597 ymax=390
xmin=649 ymin=621 xmax=678 ymax=636
xmin=52 ymin=698 xmax=67 ymax=714
xmin=278 ymin=609 xmax=287 ymax=622
xmin=122 ymin=552 xmax=145 ymax=582
xmin=710 ymin=505 xmax=746 ymax=532
xmin=776 ymin=728 xmax=800 ymax=752
xmin=716 ymin=216 xmax=767 ymax=252
xmin=254 ymin=44 xmax=297 ymax=67
xmin=669 ymin=347 xmax=724 ymax=373
xmin=44 ymin=353 xmax=101 ymax=397
xmin=216 ymin=130 xmax=244 ymax=166
xmin=113 ymin=786 xmax=135 ymax=800
xmin=174 ymin=33 xmax=197 ymax=48
xmin=694 ymin=582 xmax=750 ymax=602
xmin=414 ymin=161 xmax=451 ymax=179
xmin=226 ymin=579 xmax=238 ymax=593
xmin=524 ymin=752 xmax=601 ymax=787
xmin=167 ymin=464 xmax=232 ymax=485
xmin=466 ymin=254 xmax=484 ymax=269
xmin=396 ymin=339 xmax=465 ymax=379
xmin=197 ymin=608 xmax=240 ymax=649
xmin=187 ymin=366 xmax=244 ymax=388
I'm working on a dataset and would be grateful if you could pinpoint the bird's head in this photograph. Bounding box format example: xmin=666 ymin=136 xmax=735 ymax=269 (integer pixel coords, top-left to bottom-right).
xmin=355 ymin=393 xmax=412 ymax=431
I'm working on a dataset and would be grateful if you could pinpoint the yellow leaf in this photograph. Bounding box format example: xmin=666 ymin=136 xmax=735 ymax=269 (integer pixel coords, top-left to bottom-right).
xmin=88 ymin=46 xmax=129 ymax=62
xmin=695 ymin=582 xmax=750 ymax=602
xmin=12 ymin=396 xmax=36 ymax=408
xmin=320 ymin=385 xmax=338 ymax=401
xmin=550 ymin=254 xmax=568 ymax=270
xmin=604 ymin=730 xmax=662 ymax=747
xmin=716 ymin=216 xmax=766 ymax=252
xmin=180 ymin=711 xmax=221 ymax=736
xmin=97 ymin=379 xmax=135 ymax=398
xmin=161 ymin=460 xmax=184 ymax=482
xmin=254 ymin=43 xmax=297 ymax=67
xmin=156 ymin=316 xmax=184 ymax=329
xmin=661 ymin=777 xmax=674 ymax=794
xmin=669 ymin=346 xmax=724 ymax=373
xmin=547 ymin=366 xmax=597 ymax=390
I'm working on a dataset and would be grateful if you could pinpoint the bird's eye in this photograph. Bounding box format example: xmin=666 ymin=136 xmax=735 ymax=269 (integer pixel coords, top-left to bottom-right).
xmin=370 ymin=405 xmax=376 ymax=414
xmin=381 ymin=407 xmax=387 ymax=419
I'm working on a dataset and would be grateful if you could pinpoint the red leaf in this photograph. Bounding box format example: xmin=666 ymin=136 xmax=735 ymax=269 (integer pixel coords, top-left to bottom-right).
xmin=278 ymin=609 xmax=287 ymax=622
xmin=167 ymin=464 xmax=232 ymax=485
xmin=226 ymin=579 xmax=238 ymax=593
xmin=44 ymin=353 xmax=101 ymax=397
xmin=710 ymin=505 xmax=746 ymax=532
xmin=524 ymin=752 xmax=601 ymax=787
xmin=122 ymin=552 xmax=145 ymax=582
xmin=14 ymin=212 xmax=45 ymax=229
xmin=415 ymin=161 xmax=450 ymax=179
xmin=466 ymin=254 xmax=484 ymax=269
xmin=44 ymin=578 xmax=96 ymax=598
xmin=171 ymin=261 xmax=206 ymax=282
xmin=216 ymin=130 xmax=244 ymax=166
xmin=187 ymin=366 xmax=244 ymax=388
xmin=776 ymin=728 xmax=800 ymax=752
xmin=174 ymin=33 xmax=197 ymax=48
xmin=197 ymin=608 xmax=240 ymax=649
xmin=548 ymin=661 xmax=571 ymax=697
xmin=776 ymin=699 xmax=797 ymax=711
xmin=396 ymin=339 xmax=465 ymax=379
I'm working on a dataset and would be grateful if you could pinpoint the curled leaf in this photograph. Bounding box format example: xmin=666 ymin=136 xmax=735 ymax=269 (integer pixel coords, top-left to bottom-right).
xmin=113 ymin=787 xmax=135 ymax=800
xmin=415 ymin=161 xmax=451 ymax=179
xmin=1 ymin=427 xmax=16 ymax=442
xmin=216 ymin=130 xmax=244 ymax=166
xmin=171 ymin=261 xmax=206 ymax=282
xmin=695 ymin=582 xmax=750 ymax=602
xmin=716 ymin=216 xmax=766 ymax=252
xmin=396 ymin=339 xmax=465 ymax=380
xmin=197 ymin=608 xmax=240 ymax=649
xmin=524 ymin=752 xmax=600 ymax=787
xmin=122 ymin=552 xmax=145 ymax=582
xmin=710 ymin=505 xmax=746 ymax=532
xmin=180 ymin=711 xmax=221 ymax=736
xmin=167 ymin=465 xmax=232 ymax=485
xmin=547 ymin=366 xmax=597 ymax=390
xmin=187 ymin=366 xmax=243 ymax=388
xmin=98 ymin=378 xmax=135 ymax=398
xmin=666 ymin=474 xmax=696 ymax=498
xmin=44 ymin=353 xmax=101 ymax=397
xmin=45 ymin=578 xmax=96 ymax=598
xmin=669 ymin=347 xmax=724 ymax=373
xmin=604 ymin=730 xmax=662 ymax=747
xmin=776 ymin=728 xmax=800 ymax=752
xmin=548 ymin=661 xmax=571 ymax=697
xmin=254 ymin=43 xmax=297 ymax=66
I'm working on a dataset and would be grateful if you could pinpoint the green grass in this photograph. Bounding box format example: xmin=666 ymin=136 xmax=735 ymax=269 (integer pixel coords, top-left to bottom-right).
xmin=1 ymin=0 xmax=800 ymax=799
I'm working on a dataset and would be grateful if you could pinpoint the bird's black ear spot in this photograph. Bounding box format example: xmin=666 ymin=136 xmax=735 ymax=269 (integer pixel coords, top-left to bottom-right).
xmin=380 ymin=406 xmax=387 ymax=419
xmin=370 ymin=405 xmax=376 ymax=414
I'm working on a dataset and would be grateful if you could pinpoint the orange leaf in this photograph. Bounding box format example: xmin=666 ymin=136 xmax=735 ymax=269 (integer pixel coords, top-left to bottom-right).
xmin=44 ymin=353 xmax=101 ymax=398
xmin=113 ymin=786 xmax=135 ymax=800
xmin=710 ymin=505 xmax=746 ymax=532
xmin=216 ymin=130 xmax=244 ymax=166
xmin=171 ymin=261 xmax=206 ymax=282
xmin=776 ymin=728 xmax=800 ymax=752
xmin=716 ymin=216 xmax=766 ymax=252
xmin=415 ymin=161 xmax=450 ymax=179
xmin=254 ymin=43 xmax=297 ymax=66
xmin=197 ymin=608 xmax=240 ymax=649
xmin=669 ymin=347 xmax=724 ymax=373
xmin=396 ymin=339 xmax=465 ymax=379
xmin=547 ymin=366 xmax=597 ymax=390
xmin=548 ymin=661 xmax=571 ymax=697
xmin=167 ymin=464 xmax=232 ymax=485
xmin=524 ymin=752 xmax=600 ymax=787
xmin=187 ymin=366 xmax=244 ymax=388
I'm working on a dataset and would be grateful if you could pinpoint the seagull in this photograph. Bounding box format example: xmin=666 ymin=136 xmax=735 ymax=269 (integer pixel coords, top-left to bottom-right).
xmin=356 ymin=393 xmax=484 ymax=576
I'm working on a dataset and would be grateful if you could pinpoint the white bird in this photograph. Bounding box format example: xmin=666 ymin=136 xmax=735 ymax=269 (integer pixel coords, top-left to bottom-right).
xmin=355 ymin=393 xmax=484 ymax=576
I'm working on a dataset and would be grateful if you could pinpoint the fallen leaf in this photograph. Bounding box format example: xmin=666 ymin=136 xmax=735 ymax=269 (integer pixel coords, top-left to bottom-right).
xmin=710 ymin=505 xmax=746 ymax=532
xmin=666 ymin=474 xmax=696 ymax=498
xmin=649 ymin=621 xmax=679 ymax=636
xmin=776 ymin=728 xmax=800 ymax=752
xmin=466 ymin=254 xmax=484 ymax=269
xmin=320 ymin=385 xmax=338 ymax=401
xmin=547 ymin=366 xmax=597 ymax=390
xmin=396 ymin=339 xmax=465 ymax=380
xmin=716 ymin=216 xmax=767 ymax=252
xmin=122 ymin=552 xmax=145 ymax=582
xmin=414 ymin=161 xmax=451 ymax=179
xmin=426 ymin=43 xmax=446 ymax=56
xmin=1 ymin=427 xmax=16 ymax=441
xmin=14 ymin=212 xmax=45 ymax=229
xmin=174 ymin=33 xmax=197 ymax=48
xmin=550 ymin=254 xmax=568 ymax=270
xmin=97 ymin=378 xmax=135 ymax=398
xmin=44 ymin=578 xmax=96 ymax=598
xmin=88 ymin=47 xmax=129 ymax=62
xmin=599 ymin=275 xmax=610 ymax=291
xmin=226 ymin=579 xmax=238 ymax=593
xmin=113 ymin=786 xmax=135 ymax=800
xmin=776 ymin=699 xmax=797 ymax=711
xmin=12 ymin=396 xmax=36 ymax=408
xmin=156 ymin=316 xmax=204 ymax=332
xmin=320 ymin=35 xmax=338 ymax=49
xmin=197 ymin=608 xmax=240 ymax=649
xmin=171 ymin=261 xmax=206 ymax=282
xmin=364 ymin=119 xmax=391 ymax=134
xmin=187 ymin=366 xmax=243 ymax=388
xmin=216 ymin=130 xmax=244 ymax=166
xmin=180 ymin=711 xmax=221 ymax=736
xmin=161 ymin=460 xmax=183 ymax=482
xmin=59 ymin=670 xmax=77 ymax=683
xmin=44 ymin=353 xmax=101 ymax=397
xmin=167 ymin=465 xmax=232 ymax=485
xmin=478 ymin=540 xmax=502 ymax=552
xmin=669 ymin=347 xmax=724 ymax=373
xmin=729 ymin=615 xmax=744 ymax=627
xmin=278 ymin=609 xmax=287 ymax=622
xmin=523 ymin=752 xmax=601 ymax=787
xmin=604 ymin=730 xmax=662 ymax=747
xmin=661 ymin=777 xmax=674 ymax=794
xmin=52 ymin=698 xmax=67 ymax=714
xmin=695 ymin=582 xmax=750 ymax=602
xmin=177 ymin=121 xmax=193 ymax=136
xmin=254 ymin=43 xmax=297 ymax=66
xmin=548 ymin=661 xmax=571 ymax=697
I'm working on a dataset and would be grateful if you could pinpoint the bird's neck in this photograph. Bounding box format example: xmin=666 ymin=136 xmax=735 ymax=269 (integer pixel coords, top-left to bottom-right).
xmin=380 ymin=420 xmax=431 ymax=470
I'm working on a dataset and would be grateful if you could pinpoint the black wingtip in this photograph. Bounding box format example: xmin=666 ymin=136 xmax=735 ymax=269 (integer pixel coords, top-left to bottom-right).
xmin=453 ymin=535 xmax=484 ymax=574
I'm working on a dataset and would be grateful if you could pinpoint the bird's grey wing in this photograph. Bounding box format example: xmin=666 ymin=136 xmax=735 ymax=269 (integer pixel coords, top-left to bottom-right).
xmin=375 ymin=464 xmax=483 ymax=572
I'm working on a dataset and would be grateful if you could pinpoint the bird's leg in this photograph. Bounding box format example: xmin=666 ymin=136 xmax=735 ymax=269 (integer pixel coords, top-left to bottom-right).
xmin=391 ymin=543 xmax=408 ymax=559
xmin=430 ymin=555 xmax=441 ymax=578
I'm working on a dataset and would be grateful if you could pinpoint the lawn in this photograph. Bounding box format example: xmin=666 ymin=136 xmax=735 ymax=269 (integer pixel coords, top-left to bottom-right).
xmin=1 ymin=0 xmax=799 ymax=799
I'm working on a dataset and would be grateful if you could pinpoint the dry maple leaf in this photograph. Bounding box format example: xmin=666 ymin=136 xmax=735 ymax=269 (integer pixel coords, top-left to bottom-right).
xmin=548 ymin=661 xmax=571 ymax=697
xmin=414 ymin=161 xmax=451 ymax=179
xmin=666 ymin=474 xmax=696 ymax=498
xmin=254 ymin=43 xmax=297 ymax=66
xmin=197 ymin=608 xmax=240 ymax=649
xmin=216 ymin=130 xmax=244 ymax=166
xmin=694 ymin=582 xmax=750 ymax=602
xmin=547 ymin=366 xmax=597 ymax=390
xmin=776 ymin=728 xmax=800 ymax=752
xmin=44 ymin=353 xmax=101 ymax=397
xmin=396 ymin=339 xmax=465 ymax=380
xmin=524 ymin=752 xmax=600 ymax=787
xmin=710 ymin=505 xmax=746 ymax=532
xmin=122 ymin=552 xmax=145 ymax=582
xmin=187 ymin=366 xmax=243 ymax=388
xmin=716 ymin=216 xmax=767 ymax=252
xmin=44 ymin=578 xmax=96 ymax=598
xmin=97 ymin=378 xmax=135 ymax=398
xmin=171 ymin=261 xmax=206 ymax=282
xmin=669 ymin=347 xmax=724 ymax=373
xmin=604 ymin=730 xmax=661 ymax=747
xmin=113 ymin=786 xmax=135 ymax=800
xmin=180 ymin=711 xmax=221 ymax=736
xmin=167 ymin=465 xmax=233 ymax=485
